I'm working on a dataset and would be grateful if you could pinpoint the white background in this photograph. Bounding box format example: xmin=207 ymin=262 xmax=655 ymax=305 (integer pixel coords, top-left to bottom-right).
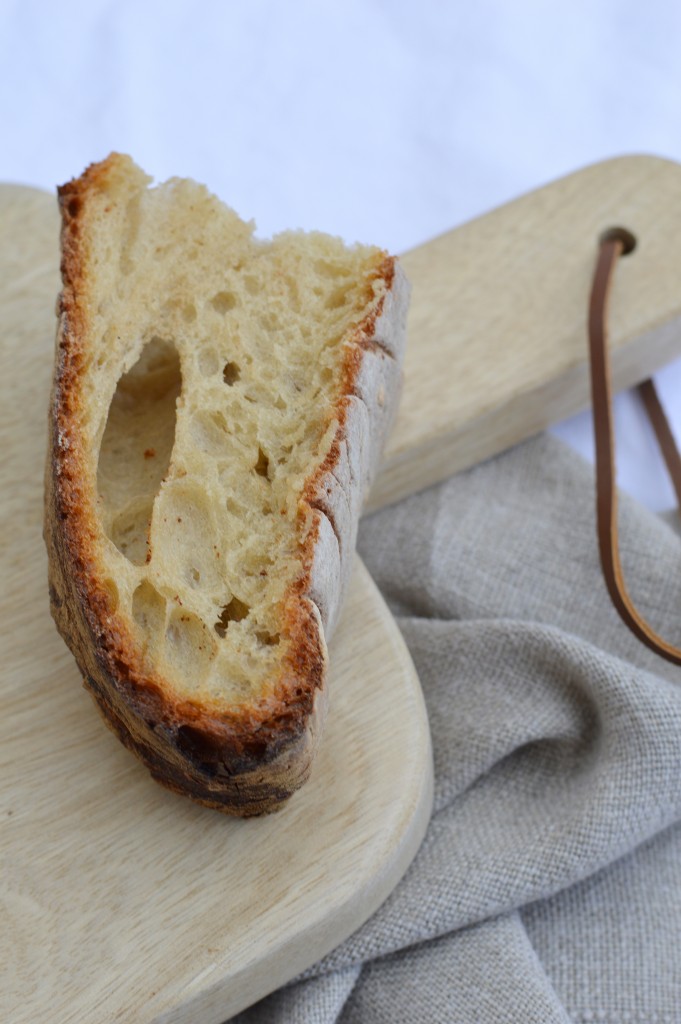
xmin=3 ymin=0 xmax=681 ymax=510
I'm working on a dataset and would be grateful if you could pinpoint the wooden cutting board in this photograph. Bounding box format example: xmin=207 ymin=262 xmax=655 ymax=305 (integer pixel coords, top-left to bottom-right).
xmin=3 ymin=154 xmax=681 ymax=1023
xmin=371 ymin=152 xmax=681 ymax=511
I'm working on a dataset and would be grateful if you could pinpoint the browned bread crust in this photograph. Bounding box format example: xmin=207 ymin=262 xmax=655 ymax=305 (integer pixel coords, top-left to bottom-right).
xmin=45 ymin=155 xmax=409 ymax=815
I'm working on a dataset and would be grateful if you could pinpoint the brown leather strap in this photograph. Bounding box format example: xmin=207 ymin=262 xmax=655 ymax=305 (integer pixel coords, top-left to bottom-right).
xmin=638 ymin=378 xmax=681 ymax=511
xmin=589 ymin=228 xmax=681 ymax=664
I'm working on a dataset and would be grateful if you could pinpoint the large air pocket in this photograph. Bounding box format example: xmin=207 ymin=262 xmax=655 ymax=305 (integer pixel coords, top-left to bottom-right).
xmin=97 ymin=337 xmax=181 ymax=565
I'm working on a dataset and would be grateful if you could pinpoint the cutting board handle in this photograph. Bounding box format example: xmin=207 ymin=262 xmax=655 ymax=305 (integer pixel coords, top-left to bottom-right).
xmin=371 ymin=154 xmax=681 ymax=512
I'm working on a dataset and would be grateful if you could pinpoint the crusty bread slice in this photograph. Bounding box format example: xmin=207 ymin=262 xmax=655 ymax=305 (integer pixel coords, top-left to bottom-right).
xmin=45 ymin=154 xmax=409 ymax=815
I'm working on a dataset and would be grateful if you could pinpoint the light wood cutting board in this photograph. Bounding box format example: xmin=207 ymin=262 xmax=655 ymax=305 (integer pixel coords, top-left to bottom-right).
xmin=3 ymin=154 xmax=681 ymax=1023
xmin=372 ymin=152 xmax=681 ymax=511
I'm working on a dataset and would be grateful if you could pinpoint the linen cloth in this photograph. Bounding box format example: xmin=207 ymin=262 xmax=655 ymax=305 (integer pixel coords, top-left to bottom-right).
xmin=233 ymin=433 xmax=681 ymax=1023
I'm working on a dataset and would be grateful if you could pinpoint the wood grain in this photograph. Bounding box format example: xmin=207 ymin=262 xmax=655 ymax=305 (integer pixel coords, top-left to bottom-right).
xmin=0 ymin=185 xmax=432 ymax=1024
xmin=369 ymin=154 xmax=681 ymax=510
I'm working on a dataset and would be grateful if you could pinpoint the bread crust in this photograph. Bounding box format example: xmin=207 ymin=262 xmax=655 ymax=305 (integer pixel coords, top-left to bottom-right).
xmin=45 ymin=155 xmax=409 ymax=815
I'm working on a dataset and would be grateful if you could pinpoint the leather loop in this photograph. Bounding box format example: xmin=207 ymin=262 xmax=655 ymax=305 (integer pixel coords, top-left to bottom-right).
xmin=589 ymin=232 xmax=681 ymax=664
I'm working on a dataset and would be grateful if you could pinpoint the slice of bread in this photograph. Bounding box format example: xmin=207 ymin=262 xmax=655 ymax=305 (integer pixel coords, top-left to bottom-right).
xmin=45 ymin=154 xmax=409 ymax=815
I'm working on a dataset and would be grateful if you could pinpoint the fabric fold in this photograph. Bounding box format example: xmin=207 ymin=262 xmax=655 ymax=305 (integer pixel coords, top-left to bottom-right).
xmin=230 ymin=434 xmax=681 ymax=1023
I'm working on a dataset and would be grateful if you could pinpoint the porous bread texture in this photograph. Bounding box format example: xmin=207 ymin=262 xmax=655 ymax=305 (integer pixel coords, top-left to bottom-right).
xmin=91 ymin=167 xmax=387 ymax=705
xmin=45 ymin=153 xmax=410 ymax=815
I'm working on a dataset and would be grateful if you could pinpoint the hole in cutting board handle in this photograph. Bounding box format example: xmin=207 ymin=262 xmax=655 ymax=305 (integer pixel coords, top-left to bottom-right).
xmin=599 ymin=226 xmax=637 ymax=255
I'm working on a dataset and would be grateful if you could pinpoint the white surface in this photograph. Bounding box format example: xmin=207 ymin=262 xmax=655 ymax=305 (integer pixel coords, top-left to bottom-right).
xmin=3 ymin=0 xmax=681 ymax=510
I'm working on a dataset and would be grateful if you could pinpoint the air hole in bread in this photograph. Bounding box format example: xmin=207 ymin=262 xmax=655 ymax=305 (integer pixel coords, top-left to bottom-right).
xmin=111 ymin=502 xmax=153 ymax=565
xmin=101 ymin=577 xmax=120 ymax=612
xmin=256 ymin=630 xmax=280 ymax=647
xmin=211 ymin=291 xmax=237 ymax=314
xmin=222 ymin=361 xmax=240 ymax=385
xmin=98 ymin=336 xmax=181 ymax=566
xmin=132 ymin=581 xmax=166 ymax=639
xmin=254 ymin=447 xmax=270 ymax=479
xmin=166 ymin=609 xmax=216 ymax=681
xmin=215 ymin=597 xmax=250 ymax=637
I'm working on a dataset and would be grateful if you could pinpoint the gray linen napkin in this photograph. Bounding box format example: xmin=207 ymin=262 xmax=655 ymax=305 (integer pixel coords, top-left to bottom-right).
xmin=232 ymin=433 xmax=681 ymax=1023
